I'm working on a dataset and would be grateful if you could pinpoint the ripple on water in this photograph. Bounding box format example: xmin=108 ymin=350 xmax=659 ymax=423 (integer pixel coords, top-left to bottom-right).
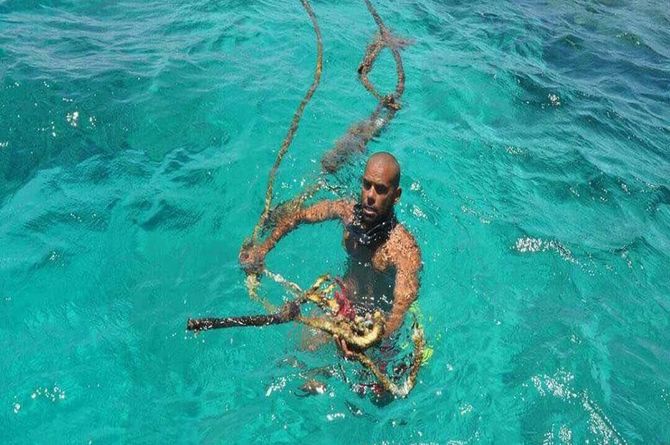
xmin=1 ymin=0 xmax=669 ymax=443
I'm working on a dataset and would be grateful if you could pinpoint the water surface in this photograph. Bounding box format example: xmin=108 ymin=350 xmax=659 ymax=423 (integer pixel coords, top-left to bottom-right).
xmin=1 ymin=0 xmax=669 ymax=443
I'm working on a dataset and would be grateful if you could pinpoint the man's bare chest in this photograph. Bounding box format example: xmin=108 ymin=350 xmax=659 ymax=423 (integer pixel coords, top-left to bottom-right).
xmin=343 ymin=229 xmax=392 ymax=272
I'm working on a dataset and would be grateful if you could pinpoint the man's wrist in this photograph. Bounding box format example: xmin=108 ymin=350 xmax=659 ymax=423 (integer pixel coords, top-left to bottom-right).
xmin=384 ymin=314 xmax=400 ymax=335
xmin=258 ymin=242 xmax=271 ymax=258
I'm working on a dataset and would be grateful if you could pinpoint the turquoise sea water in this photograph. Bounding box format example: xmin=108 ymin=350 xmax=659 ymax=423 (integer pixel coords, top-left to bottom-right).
xmin=1 ymin=0 xmax=669 ymax=443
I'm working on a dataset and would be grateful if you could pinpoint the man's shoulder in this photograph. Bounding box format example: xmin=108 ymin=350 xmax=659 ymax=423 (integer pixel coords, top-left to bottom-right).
xmin=388 ymin=223 xmax=421 ymax=258
xmin=391 ymin=222 xmax=417 ymax=243
xmin=331 ymin=199 xmax=355 ymax=219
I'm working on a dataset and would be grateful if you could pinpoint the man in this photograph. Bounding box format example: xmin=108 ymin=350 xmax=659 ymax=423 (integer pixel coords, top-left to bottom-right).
xmin=239 ymin=152 xmax=421 ymax=355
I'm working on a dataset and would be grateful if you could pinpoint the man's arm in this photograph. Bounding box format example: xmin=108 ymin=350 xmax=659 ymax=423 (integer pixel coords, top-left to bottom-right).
xmin=384 ymin=229 xmax=422 ymax=336
xmin=240 ymin=200 xmax=351 ymax=271
xmin=259 ymin=199 xmax=350 ymax=254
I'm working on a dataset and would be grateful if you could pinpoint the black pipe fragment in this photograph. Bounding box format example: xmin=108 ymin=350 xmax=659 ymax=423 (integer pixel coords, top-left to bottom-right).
xmin=186 ymin=301 xmax=300 ymax=332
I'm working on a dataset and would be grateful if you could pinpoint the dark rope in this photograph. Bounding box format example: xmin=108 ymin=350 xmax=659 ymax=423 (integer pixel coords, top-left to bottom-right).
xmin=252 ymin=0 xmax=324 ymax=241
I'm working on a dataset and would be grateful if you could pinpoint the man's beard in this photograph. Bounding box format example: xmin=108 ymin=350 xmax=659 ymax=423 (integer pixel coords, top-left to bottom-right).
xmin=349 ymin=204 xmax=397 ymax=248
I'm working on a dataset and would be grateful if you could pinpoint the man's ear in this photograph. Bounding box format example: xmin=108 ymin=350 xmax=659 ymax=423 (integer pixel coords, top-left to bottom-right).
xmin=394 ymin=187 xmax=402 ymax=203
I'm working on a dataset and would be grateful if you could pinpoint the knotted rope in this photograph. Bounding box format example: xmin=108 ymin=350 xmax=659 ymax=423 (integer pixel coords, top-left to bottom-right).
xmin=188 ymin=275 xmax=425 ymax=398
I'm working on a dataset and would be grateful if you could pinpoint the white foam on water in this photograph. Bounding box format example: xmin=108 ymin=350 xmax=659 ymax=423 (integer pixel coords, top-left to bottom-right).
xmin=514 ymin=237 xmax=577 ymax=264
xmin=265 ymin=377 xmax=287 ymax=397
xmin=30 ymin=385 xmax=67 ymax=402
xmin=326 ymin=412 xmax=345 ymax=421
xmin=66 ymin=111 xmax=79 ymax=127
xmin=531 ymin=370 xmax=626 ymax=445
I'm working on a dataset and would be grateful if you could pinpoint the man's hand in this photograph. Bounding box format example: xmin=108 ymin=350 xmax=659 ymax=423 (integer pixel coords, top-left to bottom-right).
xmin=334 ymin=335 xmax=356 ymax=360
xmin=238 ymin=244 xmax=266 ymax=275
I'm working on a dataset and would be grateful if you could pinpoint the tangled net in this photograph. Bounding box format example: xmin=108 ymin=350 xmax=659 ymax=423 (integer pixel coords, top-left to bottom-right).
xmin=189 ymin=0 xmax=425 ymax=399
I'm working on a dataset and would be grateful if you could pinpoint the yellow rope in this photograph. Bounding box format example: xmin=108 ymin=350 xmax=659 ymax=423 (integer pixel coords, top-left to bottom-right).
xmin=353 ymin=320 xmax=425 ymax=398
xmin=285 ymin=275 xmax=427 ymax=397
xmin=251 ymin=0 xmax=323 ymax=242
xmin=363 ymin=0 xmax=405 ymax=99
xmin=237 ymin=0 xmax=425 ymax=398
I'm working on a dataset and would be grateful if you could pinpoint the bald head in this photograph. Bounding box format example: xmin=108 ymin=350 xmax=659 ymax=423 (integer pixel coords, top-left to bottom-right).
xmin=366 ymin=152 xmax=400 ymax=187
xmin=359 ymin=152 xmax=402 ymax=225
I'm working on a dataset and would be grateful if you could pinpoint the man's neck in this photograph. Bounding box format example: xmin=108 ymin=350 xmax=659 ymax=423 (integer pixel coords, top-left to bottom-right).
xmin=350 ymin=204 xmax=397 ymax=249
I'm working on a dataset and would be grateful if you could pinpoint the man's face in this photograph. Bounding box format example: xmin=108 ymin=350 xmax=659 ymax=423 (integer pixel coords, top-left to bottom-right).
xmin=359 ymin=160 xmax=401 ymax=226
